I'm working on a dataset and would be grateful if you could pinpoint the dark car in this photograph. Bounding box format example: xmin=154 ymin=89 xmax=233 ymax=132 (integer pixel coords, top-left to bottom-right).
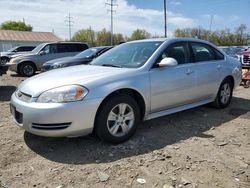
xmin=41 ymin=46 xmax=112 ymax=72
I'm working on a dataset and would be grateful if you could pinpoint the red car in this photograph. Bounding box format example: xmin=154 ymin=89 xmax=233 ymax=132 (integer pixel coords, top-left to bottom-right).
xmin=240 ymin=50 xmax=250 ymax=87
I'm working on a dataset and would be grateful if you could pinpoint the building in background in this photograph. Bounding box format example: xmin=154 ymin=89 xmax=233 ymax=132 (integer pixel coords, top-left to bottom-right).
xmin=0 ymin=30 xmax=61 ymax=52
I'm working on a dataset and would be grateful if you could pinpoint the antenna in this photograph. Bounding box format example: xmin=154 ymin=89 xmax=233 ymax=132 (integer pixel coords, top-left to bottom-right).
xmin=65 ymin=13 xmax=73 ymax=40
xmin=106 ymin=0 xmax=118 ymax=45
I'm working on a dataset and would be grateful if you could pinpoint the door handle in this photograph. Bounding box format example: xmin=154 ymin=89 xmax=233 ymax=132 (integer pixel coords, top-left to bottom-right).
xmin=217 ymin=65 xmax=222 ymax=70
xmin=185 ymin=69 xmax=194 ymax=75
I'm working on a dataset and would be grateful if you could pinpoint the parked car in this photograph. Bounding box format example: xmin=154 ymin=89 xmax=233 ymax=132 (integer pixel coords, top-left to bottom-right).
xmin=218 ymin=46 xmax=244 ymax=59
xmin=0 ymin=46 xmax=35 ymax=75
xmin=10 ymin=38 xmax=241 ymax=143
xmin=239 ymin=50 xmax=250 ymax=87
xmin=42 ymin=46 xmax=112 ymax=72
xmin=0 ymin=46 xmax=36 ymax=64
xmin=5 ymin=42 xmax=89 ymax=76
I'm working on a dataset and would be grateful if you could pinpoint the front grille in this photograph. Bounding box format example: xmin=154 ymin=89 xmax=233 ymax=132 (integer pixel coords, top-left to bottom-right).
xmin=10 ymin=104 xmax=23 ymax=124
xmin=16 ymin=90 xmax=32 ymax=102
xmin=15 ymin=110 xmax=23 ymax=124
xmin=31 ymin=122 xmax=71 ymax=130
xmin=243 ymin=55 xmax=250 ymax=65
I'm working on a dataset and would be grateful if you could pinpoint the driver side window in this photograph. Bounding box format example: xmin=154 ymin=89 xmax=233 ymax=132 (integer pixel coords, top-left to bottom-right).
xmin=156 ymin=42 xmax=190 ymax=66
xmin=42 ymin=44 xmax=57 ymax=54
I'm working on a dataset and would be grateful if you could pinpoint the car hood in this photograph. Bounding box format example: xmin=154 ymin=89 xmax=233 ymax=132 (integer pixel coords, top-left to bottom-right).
xmin=0 ymin=52 xmax=14 ymax=56
xmin=240 ymin=51 xmax=250 ymax=55
xmin=18 ymin=65 xmax=135 ymax=97
xmin=44 ymin=57 xmax=88 ymax=66
xmin=12 ymin=52 xmax=35 ymax=59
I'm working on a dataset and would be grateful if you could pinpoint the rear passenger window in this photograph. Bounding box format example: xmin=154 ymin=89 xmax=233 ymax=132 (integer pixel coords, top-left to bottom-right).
xmin=214 ymin=48 xmax=224 ymax=60
xmin=157 ymin=42 xmax=190 ymax=65
xmin=57 ymin=44 xmax=88 ymax=53
xmin=191 ymin=43 xmax=215 ymax=62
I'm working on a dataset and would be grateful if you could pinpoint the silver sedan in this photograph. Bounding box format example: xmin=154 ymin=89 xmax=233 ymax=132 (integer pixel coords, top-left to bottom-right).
xmin=10 ymin=38 xmax=241 ymax=143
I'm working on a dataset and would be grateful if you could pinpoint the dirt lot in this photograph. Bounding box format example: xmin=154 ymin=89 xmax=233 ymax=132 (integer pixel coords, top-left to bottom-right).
xmin=0 ymin=71 xmax=249 ymax=188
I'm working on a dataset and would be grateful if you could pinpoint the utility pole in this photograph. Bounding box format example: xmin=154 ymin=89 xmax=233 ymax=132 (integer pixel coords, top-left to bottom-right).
xmin=65 ymin=13 xmax=73 ymax=41
xmin=164 ymin=0 xmax=167 ymax=38
xmin=106 ymin=0 xmax=118 ymax=45
xmin=209 ymin=15 xmax=214 ymax=34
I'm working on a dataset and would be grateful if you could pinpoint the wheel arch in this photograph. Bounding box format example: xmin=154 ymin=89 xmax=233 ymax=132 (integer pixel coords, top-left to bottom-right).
xmin=17 ymin=61 xmax=37 ymax=73
xmin=93 ymin=88 xmax=146 ymax=132
xmin=224 ymin=75 xmax=235 ymax=89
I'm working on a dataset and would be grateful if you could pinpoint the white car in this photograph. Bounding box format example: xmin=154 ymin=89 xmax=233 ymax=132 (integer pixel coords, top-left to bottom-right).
xmin=10 ymin=38 xmax=241 ymax=143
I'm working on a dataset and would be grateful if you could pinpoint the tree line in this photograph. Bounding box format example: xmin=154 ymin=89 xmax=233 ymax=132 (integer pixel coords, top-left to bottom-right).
xmin=71 ymin=28 xmax=151 ymax=46
xmin=174 ymin=24 xmax=250 ymax=46
xmin=1 ymin=21 xmax=249 ymax=46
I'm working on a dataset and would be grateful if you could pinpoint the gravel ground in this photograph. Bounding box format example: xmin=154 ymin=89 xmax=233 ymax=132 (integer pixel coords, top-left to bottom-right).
xmin=0 ymin=71 xmax=250 ymax=188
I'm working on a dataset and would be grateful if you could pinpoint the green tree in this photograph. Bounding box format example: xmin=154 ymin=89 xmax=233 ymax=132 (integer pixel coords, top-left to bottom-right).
xmin=113 ymin=33 xmax=125 ymax=45
xmin=174 ymin=24 xmax=250 ymax=46
xmin=0 ymin=21 xmax=32 ymax=31
xmin=96 ymin=29 xmax=111 ymax=46
xmin=129 ymin=29 xmax=151 ymax=41
xmin=72 ymin=28 xmax=95 ymax=46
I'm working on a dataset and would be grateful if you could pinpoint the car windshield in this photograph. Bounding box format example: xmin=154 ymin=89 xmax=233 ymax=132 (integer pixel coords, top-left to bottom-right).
xmin=7 ymin=47 xmax=18 ymax=52
xmin=31 ymin=43 xmax=46 ymax=53
xmin=90 ymin=41 xmax=163 ymax=68
xmin=75 ymin=48 xmax=99 ymax=58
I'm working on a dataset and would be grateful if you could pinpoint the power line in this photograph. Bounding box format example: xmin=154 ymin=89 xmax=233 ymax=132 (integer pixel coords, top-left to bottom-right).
xmin=65 ymin=13 xmax=73 ymax=40
xmin=106 ymin=0 xmax=118 ymax=45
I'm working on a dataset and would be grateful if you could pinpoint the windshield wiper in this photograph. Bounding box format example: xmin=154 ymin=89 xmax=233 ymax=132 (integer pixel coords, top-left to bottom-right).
xmin=102 ymin=64 xmax=122 ymax=68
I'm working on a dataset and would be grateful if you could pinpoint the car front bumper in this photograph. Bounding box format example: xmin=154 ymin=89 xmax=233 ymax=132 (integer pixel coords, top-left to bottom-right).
xmin=10 ymin=93 xmax=102 ymax=137
xmin=5 ymin=62 xmax=18 ymax=72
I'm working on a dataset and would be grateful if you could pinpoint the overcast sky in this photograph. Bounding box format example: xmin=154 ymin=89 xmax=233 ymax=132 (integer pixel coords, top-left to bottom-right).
xmin=0 ymin=0 xmax=249 ymax=40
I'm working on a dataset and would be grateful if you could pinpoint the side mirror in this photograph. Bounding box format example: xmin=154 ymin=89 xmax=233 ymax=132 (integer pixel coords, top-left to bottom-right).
xmin=39 ymin=51 xmax=46 ymax=55
xmin=158 ymin=57 xmax=178 ymax=67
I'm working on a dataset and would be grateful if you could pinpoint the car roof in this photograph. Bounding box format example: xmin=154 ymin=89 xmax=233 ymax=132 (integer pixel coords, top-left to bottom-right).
xmin=128 ymin=37 xmax=218 ymax=48
xmin=41 ymin=42 xmax=88 ymax=45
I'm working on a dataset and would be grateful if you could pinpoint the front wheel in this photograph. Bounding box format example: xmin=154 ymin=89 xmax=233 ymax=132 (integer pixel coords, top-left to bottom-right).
xmin=19 ymin=62 xmax=36 ymax=77
xmin=212 ymin=78 xmax=233 ymax=108
xmin=95 ymin=94 xmax=140 ymax=143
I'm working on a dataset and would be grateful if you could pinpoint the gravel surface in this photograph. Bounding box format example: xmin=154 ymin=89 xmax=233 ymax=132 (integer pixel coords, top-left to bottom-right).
xmin=0 ymin=71 xmax=250 ymax=188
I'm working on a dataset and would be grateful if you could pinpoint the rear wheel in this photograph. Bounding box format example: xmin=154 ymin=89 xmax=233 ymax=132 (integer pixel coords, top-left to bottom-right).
xmin=19 ymin=62 xmax=36 ymax=77
xmin=95 ymin=94 xmax=140 ymax=143
xmin=212 ymin=78 xmax=233 ymax=108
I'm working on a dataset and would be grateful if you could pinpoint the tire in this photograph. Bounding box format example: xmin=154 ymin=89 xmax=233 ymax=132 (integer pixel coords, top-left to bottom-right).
xmin=0 ymin=57 xmax=9 ymax=65
xmin=95 ymin=94 xmax=140 ymax=143
xmin=212 ymin=78 xmax=233 ymax=108
xmin=19 ymin=62 xmax=36 ymax=77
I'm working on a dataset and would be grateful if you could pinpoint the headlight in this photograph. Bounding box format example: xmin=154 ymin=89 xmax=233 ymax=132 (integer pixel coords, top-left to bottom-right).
xmin=51 ymin=63 xmax=66 ymax=69
xmin=36 ymin=85 xmax=88 ymax=103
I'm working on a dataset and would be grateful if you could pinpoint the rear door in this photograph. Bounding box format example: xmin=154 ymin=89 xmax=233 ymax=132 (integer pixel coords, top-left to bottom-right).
xmin=56 ymin=44 xmax=88 ymax=58
xmin=189 ymin=42 xmax=224 ymax=100
xmin=150 ymin=42 xmax=197 ymax=113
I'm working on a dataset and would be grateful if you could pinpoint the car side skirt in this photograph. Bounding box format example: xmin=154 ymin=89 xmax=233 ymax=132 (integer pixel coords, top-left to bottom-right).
xmin=145 ymin=98 xmax=214 ymax=120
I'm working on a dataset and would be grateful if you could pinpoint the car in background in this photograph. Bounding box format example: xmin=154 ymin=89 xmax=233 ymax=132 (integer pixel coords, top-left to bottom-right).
xmin=10 ymin=38 xmax=241 ymax=143
xmin=0 ymin=46 xmax=35 ymax=75
xmin=42 ymin=46 xmax=112 ymax=72
xmin=0 ymin=46 xmax=36 ymax=64
xmin=218 ymin=46 xmax=245 ymax=59
xmin=5 ymin=42 xmax=89 ymax=77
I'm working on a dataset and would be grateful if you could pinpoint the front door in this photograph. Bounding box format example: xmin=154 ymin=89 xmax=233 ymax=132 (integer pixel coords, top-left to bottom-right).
xmin=150 ymin=42 xmax=196 ymax=113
